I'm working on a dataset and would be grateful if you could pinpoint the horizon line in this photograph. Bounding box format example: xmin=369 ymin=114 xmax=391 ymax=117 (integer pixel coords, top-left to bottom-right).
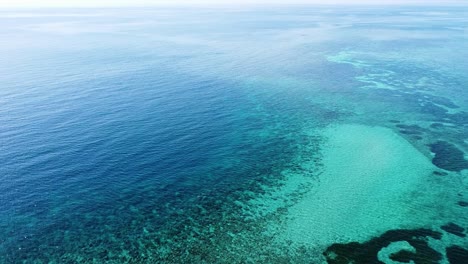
xmin=1 ymin=3 xmax=468 ymax=9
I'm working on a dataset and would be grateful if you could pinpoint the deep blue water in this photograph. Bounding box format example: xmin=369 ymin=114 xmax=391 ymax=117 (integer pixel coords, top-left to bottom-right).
xmin=1 ymin=6 xmax=467 ymax=263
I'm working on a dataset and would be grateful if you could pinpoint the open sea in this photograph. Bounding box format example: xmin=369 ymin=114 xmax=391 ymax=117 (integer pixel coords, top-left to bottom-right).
xmin=0 ymin=5 xmax=467 ymax=263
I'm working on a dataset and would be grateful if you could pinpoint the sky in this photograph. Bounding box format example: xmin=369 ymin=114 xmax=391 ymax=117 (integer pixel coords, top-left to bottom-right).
xmin=0 ymin=0 xmax=466 ymax=8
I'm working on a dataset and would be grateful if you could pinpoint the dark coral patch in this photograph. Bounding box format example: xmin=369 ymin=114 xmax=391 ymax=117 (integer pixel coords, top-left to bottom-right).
xmin=458 ymin=201 xmax=468 ymax=207
xmin=446 ymin=245 xmax=468 ymax=264
xmin=323 ymin=228 xmax=442 ymax=264
xmin=429 ymin=141 xmax=468 ymax=172
xmin=441 ymin=223 xmax=466 ymax=238
xmin=390 ymin=250 xmax=416 ymax=263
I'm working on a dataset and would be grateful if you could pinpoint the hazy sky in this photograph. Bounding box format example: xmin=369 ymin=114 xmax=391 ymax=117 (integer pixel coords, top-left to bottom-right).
xmin=0 ymin=0 xmax=466 ymax=8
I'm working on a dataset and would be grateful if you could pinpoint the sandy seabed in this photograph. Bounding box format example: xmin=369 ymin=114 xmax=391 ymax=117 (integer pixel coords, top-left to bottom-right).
xmin=278 ymin=124 xmax=464 ymax=248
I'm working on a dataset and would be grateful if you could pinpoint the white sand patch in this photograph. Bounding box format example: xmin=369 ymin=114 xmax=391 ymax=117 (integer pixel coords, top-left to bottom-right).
xmin=280 ymin=124 xmax=436 ymax=246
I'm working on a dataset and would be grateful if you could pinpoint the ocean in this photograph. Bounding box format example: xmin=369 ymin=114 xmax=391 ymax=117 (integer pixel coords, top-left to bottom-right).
xmin=1 ymin=5 xmax=467 ymax=263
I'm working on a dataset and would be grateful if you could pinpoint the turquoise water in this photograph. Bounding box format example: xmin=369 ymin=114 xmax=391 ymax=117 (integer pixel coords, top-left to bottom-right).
xmin=1 ymin=6 xmax=467 ymax=263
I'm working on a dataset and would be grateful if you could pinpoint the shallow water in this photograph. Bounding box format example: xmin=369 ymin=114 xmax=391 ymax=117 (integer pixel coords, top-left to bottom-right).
xmin=1 ymin=5 xmax=467 ymax=263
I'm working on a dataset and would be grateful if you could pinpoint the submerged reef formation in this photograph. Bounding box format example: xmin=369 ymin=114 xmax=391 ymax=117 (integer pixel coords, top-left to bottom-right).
xmin=323 ymin=228 xmax=442 ymax=264
xmin=441 ymin=223 xmax=466 ymax=238
xmin=446 ymin=245 xmax=468 ymax=264
xmin=322 ymin=47 xmax=468 ymax=264
xmin=429 ymin=141 xmax=468 ymax=172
